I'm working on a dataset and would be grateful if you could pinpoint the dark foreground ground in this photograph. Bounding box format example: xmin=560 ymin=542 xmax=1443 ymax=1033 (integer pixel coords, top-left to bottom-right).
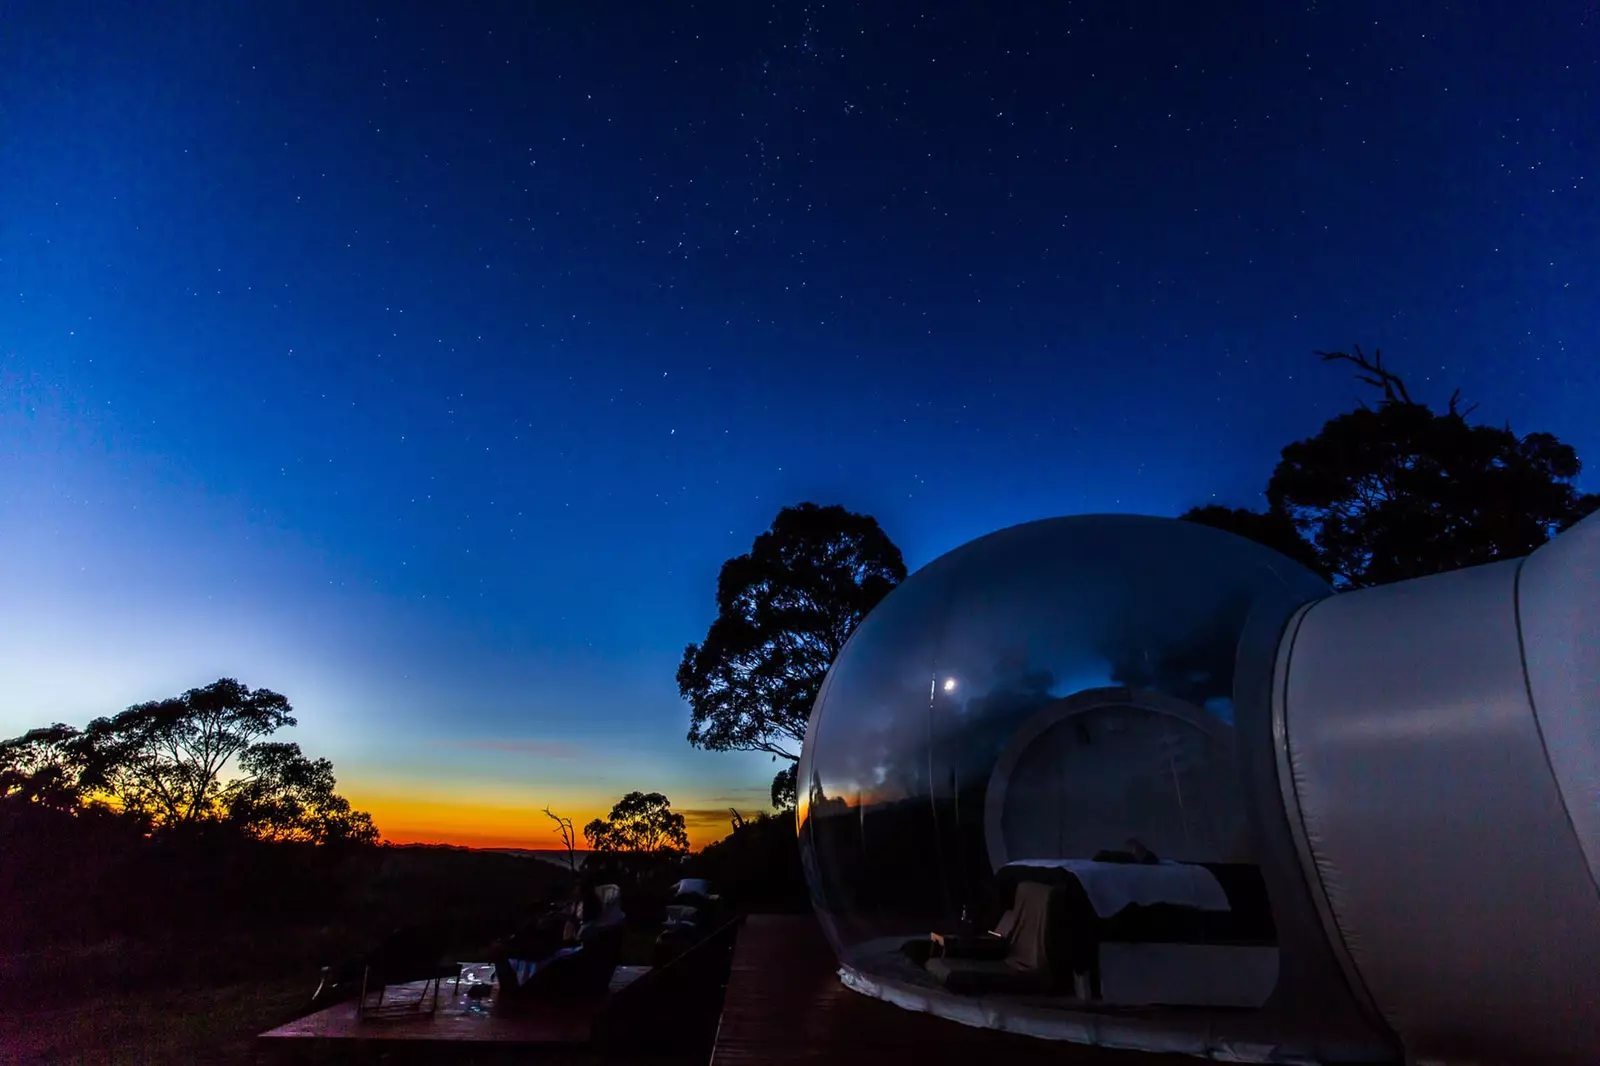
xmin=0 ymin=844 xmax=614 ymax=1065
xmin=0 ymin=801 xmax=809 ymax=1064
xmin=3 ymin=918 xmax=1205 ymax=1066
xmin=0 ymin=975 xmax=308 ymax=1065
xmin=3 ymin=838 xmax=1224 ymax=1066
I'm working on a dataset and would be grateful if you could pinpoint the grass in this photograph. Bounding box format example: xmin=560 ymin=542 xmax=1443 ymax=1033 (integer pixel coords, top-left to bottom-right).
xmin=0 ymin=976 xmax=308 ymax=1065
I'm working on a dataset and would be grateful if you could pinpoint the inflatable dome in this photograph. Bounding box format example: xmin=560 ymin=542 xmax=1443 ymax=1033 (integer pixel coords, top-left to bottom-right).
xmin=796 ymin=513 xmax=1600 ymax=1064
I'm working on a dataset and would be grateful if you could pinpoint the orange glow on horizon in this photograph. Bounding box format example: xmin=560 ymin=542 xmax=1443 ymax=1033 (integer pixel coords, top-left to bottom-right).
xmin=351 ymin=791 xmax=759 ymax=852
xmin=382 ymin=824 xmax=594 ymax=851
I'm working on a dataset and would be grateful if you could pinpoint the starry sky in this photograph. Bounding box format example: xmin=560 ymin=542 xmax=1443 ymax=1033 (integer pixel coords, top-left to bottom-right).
xmin=3 ymin=1 xmax=1595 ymax=848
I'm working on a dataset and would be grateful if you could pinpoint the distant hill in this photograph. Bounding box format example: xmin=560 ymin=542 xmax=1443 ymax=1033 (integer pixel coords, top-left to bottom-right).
xmin=382 ymin=842 xmax=589 ymax=871
xmin=380 ymin=845 xmax=588 ymax=857
xmin=491 ymin=848 xmax=590 ymax=871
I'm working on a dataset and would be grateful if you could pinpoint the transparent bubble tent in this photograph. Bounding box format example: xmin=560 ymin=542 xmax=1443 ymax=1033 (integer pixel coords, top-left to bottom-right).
xmin=795 ymin=514 xmax=1600 ymax=1064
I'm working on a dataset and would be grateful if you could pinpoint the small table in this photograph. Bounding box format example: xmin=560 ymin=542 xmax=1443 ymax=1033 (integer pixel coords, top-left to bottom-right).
xmin=929 ymin=931 xmax=1009 ymax=959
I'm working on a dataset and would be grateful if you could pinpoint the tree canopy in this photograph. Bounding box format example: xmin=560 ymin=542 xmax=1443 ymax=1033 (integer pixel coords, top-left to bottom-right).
xmin=678 ymin=502 xmax=905 ymax=807
xmin=0 ymin=678 xmax=376 ymax=845
xmin=1178 ymin=505 xmax=1329 ymax=580
xmin=77 ymin=678 xmax=295 ymax=826
xmin=0 ymin=724 xmax=86 ymax=812
xmin=583 ymin=791 xmax=689 ymax=857
xmin=1183 ymin=348 xmax=1598 ymax=588
xmin=223 ymin=741 xmax=378 ymax=845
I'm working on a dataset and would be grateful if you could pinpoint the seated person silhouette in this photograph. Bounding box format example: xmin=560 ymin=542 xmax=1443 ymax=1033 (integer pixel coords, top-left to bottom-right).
xmin=492 ymin=875 xmax=626 ymax=1003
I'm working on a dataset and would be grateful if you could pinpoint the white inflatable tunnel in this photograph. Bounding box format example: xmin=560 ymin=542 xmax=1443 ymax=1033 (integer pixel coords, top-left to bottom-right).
xmin=795 ymin=511 xmax=1600 ymax=1064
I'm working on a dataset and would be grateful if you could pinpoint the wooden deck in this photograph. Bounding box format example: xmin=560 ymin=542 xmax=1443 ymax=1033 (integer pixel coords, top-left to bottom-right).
xmin=260 ymin=915 xmax=1212 ymax=1064
xmin=258 ymin=918 xmax=743 ymax=1063
xmin=260 ymin=962 xmax=647 ymax=1046
xmin=711 ymin=915 xmax=1196 ymax=1066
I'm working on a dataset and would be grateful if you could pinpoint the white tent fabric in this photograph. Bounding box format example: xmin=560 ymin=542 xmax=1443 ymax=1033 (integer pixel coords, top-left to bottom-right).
xmin=1275 ymin=512 xmax=1600 ymax=1065
xmin=1516 ymin=511 xmax=1600 ymax=895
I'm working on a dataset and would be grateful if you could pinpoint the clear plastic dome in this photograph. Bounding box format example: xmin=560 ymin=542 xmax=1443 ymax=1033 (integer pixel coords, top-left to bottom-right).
xmin=796 ymin=515 xmax=1394 ymax=1060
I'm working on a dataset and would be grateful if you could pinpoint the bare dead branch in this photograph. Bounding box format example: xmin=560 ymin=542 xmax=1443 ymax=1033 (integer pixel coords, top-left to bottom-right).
xmin=1446 ymin=388 xmax=1480 ymax=420
xmin=1317 ymin=345 xmax=1415 ymax=406
xmin=543 ymin=806 xmax=578 ymax=873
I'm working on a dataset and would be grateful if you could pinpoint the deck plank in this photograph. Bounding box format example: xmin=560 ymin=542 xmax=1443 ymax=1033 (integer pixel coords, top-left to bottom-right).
xmin=260 ymin=962 xmax=648 ymax=1045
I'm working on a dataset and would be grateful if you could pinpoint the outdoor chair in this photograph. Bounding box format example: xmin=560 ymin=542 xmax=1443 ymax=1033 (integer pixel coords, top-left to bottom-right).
xmin=352 ymin=925 xmax=463 ymax=1020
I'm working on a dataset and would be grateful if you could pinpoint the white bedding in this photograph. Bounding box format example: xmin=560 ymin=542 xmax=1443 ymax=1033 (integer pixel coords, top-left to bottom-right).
xmin=1003 ymin=858 xmax=1230 ymax=917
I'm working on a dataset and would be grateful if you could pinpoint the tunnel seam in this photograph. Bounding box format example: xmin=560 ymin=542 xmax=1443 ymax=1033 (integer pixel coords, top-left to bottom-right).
xmin=1271 ymin=597 xmax=1388 ymax=1029
xmin=1512 ymin=555 xmax=1600 ymax=903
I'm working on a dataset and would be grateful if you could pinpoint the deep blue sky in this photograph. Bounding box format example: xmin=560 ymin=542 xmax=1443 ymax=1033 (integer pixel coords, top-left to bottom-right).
xmin=3 ymin=1 xmax=1595 ymax=844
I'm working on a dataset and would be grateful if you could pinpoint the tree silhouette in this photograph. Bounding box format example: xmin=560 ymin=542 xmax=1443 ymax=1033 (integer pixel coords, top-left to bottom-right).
xmin=222 ymin=741 xmax=378 ymax=844
xmin=679 ymin=502 xmax=905 ymax=807
xmin=583 ymin=791 xmax=690 ymax=857
xmin=689 ymin=809 xmax=808 ymax=912
xmin=2 ymin=679 xmax=375 ymax=846
xmin=77 ymin=679 xmax=295 ymax=826
xmin=1184 ymin=348 xmax=1598 ymax=588
xmin=769 ymin=765 xmax=798 ymax=810
xmin=0 ymin=724 xmax=88 ymax=813
xmin=1178 ymin=505 xmax=1329 ymax=580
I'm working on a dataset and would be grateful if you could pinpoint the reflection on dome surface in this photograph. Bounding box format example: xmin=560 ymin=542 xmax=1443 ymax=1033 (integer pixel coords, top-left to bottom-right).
xmin=794 ymin=514 xmax=1380 ymax=1060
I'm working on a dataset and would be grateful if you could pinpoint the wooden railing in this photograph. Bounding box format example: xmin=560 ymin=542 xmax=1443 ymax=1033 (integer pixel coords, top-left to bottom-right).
xmin=594 ymin=914 xmax=746 ymax=1053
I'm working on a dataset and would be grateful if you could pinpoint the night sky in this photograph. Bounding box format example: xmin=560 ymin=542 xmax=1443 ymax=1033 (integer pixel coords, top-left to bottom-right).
xmin=3 ymin=1 xmax=1595 ymax=847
